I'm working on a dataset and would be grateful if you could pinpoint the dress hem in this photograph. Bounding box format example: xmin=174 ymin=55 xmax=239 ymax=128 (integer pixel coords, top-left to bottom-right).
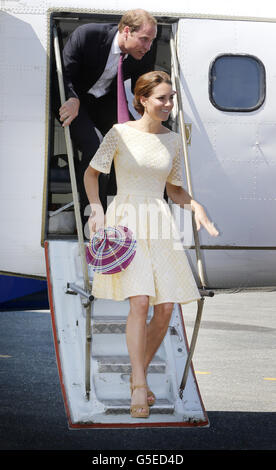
xmin=92 ymin=292 xmax=201 ymax=307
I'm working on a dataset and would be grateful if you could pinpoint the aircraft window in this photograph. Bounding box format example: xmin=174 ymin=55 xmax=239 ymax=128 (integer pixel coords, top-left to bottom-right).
xmin=209 ymin=54 xmax=265 ymax=112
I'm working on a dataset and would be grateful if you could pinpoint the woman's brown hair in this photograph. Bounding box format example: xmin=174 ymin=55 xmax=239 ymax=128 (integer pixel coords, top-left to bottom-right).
xmin=133 ymin=71 xmax=172 ymax=115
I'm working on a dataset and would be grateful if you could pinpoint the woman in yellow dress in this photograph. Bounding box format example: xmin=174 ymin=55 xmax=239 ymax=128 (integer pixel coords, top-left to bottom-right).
xmin=84 ymin=71 xmax=218 ymax=418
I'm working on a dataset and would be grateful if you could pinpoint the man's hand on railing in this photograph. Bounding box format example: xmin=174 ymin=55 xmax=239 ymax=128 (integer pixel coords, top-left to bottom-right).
xmin=59 ymin=97 xmax=80 ymax=127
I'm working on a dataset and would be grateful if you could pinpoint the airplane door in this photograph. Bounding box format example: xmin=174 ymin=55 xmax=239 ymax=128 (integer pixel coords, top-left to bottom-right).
xmin=176 ymin=18 xmax=276 ymax=290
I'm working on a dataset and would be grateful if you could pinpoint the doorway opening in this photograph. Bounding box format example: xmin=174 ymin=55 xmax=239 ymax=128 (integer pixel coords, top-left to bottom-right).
xmin=44 ymin=11 xmax=177 ymax=241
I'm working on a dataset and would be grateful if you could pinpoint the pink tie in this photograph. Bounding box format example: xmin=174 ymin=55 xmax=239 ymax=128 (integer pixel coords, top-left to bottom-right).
xmin=117 ymin=53 xmax=130 ymax=123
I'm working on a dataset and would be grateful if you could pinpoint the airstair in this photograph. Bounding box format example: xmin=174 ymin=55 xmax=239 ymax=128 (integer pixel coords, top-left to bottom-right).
xmin=45 ymin=239 xmax=209 ymax=428
xmin=45 ymin=22 xmax=212 ymax=429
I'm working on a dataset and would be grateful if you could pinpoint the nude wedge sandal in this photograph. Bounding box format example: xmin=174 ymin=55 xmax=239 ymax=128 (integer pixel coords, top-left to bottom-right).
xmin=130 ymin=374 xmax=156 ymax=406
xmin=130 ymin=385 xmax=149 ymax=418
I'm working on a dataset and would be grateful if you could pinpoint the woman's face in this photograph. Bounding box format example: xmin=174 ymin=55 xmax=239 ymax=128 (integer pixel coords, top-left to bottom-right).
xmin=142 ymin=82 xmax=175 ymax=121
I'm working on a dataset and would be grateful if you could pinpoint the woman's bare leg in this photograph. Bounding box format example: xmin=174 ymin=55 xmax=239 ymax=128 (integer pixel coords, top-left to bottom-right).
xmin=144 ymin=302 xmax=174 ymax=375
xmin=126 ymin=295 xmax=149 ymax=413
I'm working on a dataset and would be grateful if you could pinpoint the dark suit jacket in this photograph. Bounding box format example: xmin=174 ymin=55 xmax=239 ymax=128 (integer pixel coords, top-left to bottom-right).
xmin=63 ymin=23 xmax=156 ymax=100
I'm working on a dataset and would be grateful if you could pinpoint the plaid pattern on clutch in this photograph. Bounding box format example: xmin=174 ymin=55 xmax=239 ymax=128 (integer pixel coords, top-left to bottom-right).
xmin=86 ymin=226 xmax=136 ymax=274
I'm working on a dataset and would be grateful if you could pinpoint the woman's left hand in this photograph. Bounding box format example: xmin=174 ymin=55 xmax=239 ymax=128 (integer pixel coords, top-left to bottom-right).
xmin=191 ymin=201 xmax=219 ymax=237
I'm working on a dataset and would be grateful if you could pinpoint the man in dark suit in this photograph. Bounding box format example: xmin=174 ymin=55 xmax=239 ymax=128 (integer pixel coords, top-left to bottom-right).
xmin=59 ymin=9 xmax=157 ymax=228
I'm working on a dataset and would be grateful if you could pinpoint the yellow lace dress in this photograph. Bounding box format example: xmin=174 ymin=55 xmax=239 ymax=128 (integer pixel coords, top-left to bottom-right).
xmin=89 ymin=123 xmax=200 ymax=306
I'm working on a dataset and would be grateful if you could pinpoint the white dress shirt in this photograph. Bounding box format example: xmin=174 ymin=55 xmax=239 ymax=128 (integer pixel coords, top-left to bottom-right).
xmin=88 ymin=32 xmax=127 ymax=98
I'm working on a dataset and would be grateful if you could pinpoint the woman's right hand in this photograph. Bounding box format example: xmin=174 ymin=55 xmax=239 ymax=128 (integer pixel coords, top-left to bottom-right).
xmin=88 ymin=203 xmax=105 ymax=238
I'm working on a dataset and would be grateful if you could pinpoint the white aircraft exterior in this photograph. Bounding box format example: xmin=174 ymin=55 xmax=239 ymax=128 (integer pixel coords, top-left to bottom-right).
xmin=1 ymin=0 xmax=275 ymax=428
xmin=1 ymin=0 xmax=276 ymax=290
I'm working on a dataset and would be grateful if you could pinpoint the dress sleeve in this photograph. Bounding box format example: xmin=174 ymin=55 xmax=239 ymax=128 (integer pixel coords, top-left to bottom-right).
xmin=167 ymin=136 xmax=184 ymax=186
xmin=89 ymin=126 xmax=118 ymax=174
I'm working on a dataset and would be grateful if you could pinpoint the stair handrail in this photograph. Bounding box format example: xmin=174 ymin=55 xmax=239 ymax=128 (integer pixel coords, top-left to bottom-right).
xmin=170 ymin=24 xmax=213 ymax=395
xmin=53 ymin=24 xmax=92 ymax=398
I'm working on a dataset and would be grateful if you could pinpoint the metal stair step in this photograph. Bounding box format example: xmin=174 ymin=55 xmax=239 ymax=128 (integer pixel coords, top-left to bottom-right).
xmin=101 ymin=398 xmax=174 ymax=415
xmin=94 ymin=355 xmax=166 ymax=374
xmin=93 ymin=316 xmax=127 ymax=334
xmin=92 ymin=317 xmax=180 ymax=337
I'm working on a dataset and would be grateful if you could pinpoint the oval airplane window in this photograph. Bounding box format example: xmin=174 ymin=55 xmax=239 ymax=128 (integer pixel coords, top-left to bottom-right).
xmin=209 ymin=54 xmax=266 ymax=112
